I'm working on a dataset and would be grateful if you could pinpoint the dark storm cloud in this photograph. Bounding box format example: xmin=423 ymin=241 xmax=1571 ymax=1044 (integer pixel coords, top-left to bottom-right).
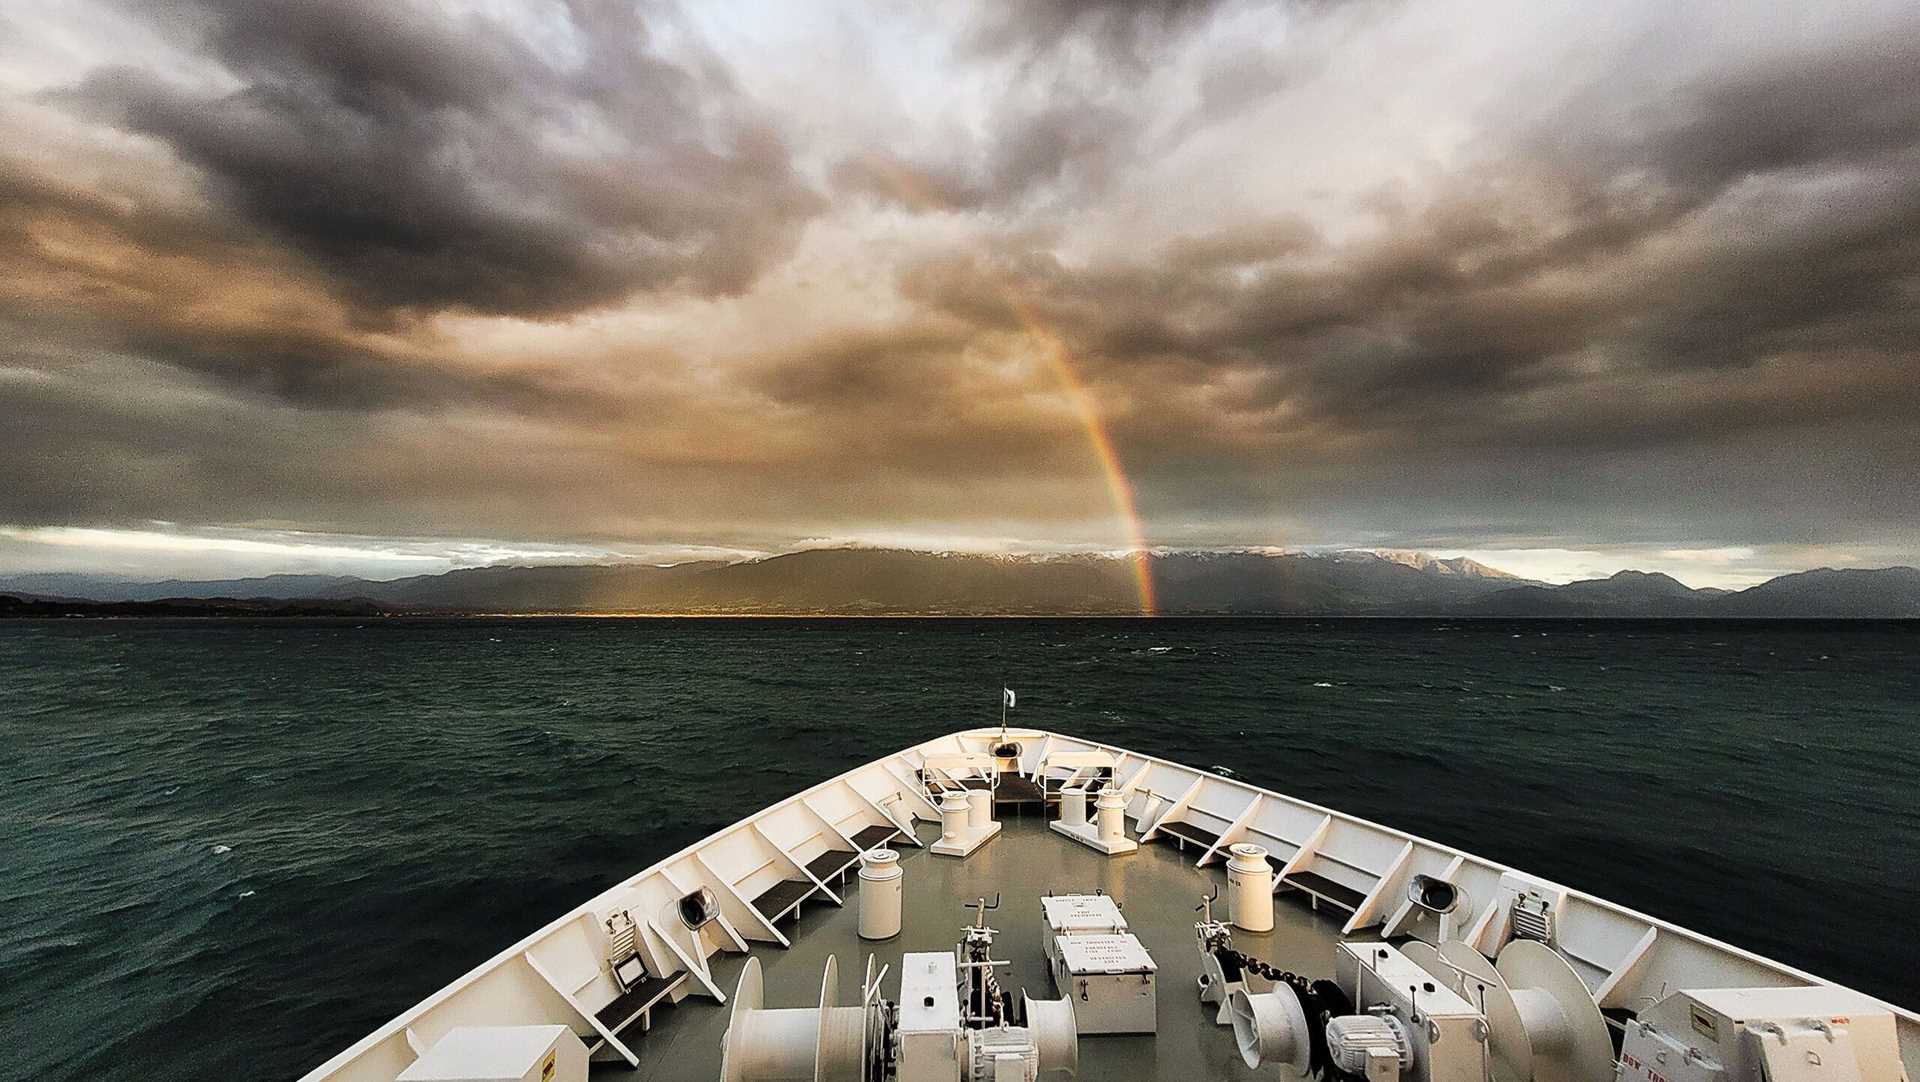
xmin=895 ymin=25 xmax=1920 ymax=469
xmin=0 ymin=0 xmax=822 ymax=421
xmin=64 ymin=0 xmax=821 ymax=319
xmin=118 ymin=322 xmax=624 ymax=415
xmin=831 ymin=1 xmax=1248 ymax=214
xmin=0 ymin=153 xmax=614 ymax=416
xmin=968 ymin=0 xmax=1230 ymax=66
xmin=1563 ymin=34 xmax=1920 ymax=198
xmin=0 ymin=356 xmax=365 ymax=528
xmin=731 ymin=319 xmax=1102 ymax=483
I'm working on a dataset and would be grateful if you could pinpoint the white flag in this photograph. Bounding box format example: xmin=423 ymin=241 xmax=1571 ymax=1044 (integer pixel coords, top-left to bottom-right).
xmin=1003 ymin=687 xmax=1016 ymax=709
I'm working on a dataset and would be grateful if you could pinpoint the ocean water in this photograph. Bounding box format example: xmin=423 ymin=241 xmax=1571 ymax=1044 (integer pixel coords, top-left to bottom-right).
xmin=1 ymin=617 xmax=1915 ymax=1079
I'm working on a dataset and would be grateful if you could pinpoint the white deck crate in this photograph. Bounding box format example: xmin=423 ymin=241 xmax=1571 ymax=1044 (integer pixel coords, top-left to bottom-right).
xmin=1039 ymin=893 xmax=1128 ymax=965
xmin=1050 ymin=933 xmax=1157 ymax=1035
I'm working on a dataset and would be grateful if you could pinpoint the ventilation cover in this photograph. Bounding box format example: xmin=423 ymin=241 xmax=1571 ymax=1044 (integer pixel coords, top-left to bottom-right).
xmin=1510 ymin=892 xmax=1555 ymax=943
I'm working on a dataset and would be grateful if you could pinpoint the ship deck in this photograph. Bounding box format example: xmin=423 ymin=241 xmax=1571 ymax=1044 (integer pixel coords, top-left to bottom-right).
xmin=616 ymin=813 xmax=1353 ymax=1080
xmin=298 ymin=729 xmax=1920 ymax=1082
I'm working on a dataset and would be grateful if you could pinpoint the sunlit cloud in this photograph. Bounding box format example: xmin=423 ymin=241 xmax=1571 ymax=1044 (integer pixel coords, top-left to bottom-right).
xmin=0 ymin=526 xmax=767 ymax=581
xmin=3 ymin=527 xmax=443 ymax=563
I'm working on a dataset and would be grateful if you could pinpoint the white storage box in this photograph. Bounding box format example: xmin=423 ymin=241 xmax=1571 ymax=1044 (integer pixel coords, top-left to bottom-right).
xmin=1050 ymin=933 xmax=1157 ymax=1034
xmin=397 ymin=1025 xmax=587 ymax=1082
xmin=1039 ymin=893 xmax=1127 ymax=965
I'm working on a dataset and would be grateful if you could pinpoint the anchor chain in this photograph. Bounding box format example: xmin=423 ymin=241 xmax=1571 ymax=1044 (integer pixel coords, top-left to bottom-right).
xmin=1219 ymin=949 xmax=1312 ymax=993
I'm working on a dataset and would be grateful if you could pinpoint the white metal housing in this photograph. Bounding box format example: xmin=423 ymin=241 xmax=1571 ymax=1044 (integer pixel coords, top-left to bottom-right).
xmin=1619 ymin=986 xmax=1907 ymax=1082
xmin=395 ymin=1026 xmax=586 ymax=1082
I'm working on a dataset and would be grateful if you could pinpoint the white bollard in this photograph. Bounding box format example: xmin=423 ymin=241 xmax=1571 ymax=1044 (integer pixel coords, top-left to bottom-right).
xmin=966 ymin=788 xmax=992 ymax=830
xmin=1052 ymin=786 xmax=1138 ymax=855
xmin=1095 ymin=789 xmax=1128 ymax=846
xmin=932 ymin=786 xmax=1001 ymax=857
xmin=858 ymin=849 xmax=902 ymax=940
xmin=938 ymin=790 xmax=971 ymax=847
xmin=1059 ymin=787 xmax=1088 ymax=828
xmin=1226 ymin=843 xmax=1275 ymax=933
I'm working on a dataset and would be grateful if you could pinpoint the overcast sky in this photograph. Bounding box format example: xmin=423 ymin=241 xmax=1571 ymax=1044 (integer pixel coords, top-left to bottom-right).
xmin=2 ymin=0 xmax=1916 ymax=587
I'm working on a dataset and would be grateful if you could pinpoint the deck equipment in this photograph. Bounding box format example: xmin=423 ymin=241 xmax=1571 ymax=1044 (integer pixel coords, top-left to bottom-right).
xmin=720 ymin=899 xmax=1077 ymax=1082
xmin=293 ymin=725 xmax=1920 ymax=1082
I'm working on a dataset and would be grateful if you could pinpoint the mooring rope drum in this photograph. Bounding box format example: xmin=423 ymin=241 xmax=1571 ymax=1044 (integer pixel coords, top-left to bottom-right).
xmin=1214 ymin=949 xmax=1361 ymax=1080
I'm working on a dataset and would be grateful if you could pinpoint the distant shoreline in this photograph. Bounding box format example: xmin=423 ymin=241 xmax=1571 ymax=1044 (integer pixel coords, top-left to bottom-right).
xmin=0 ymin=596 xmax=383 ymax=620
xmin=9 ymin=549 xmax=1918 ymax=618
xmin=5 ymin=601 xmax=1915 ymax=622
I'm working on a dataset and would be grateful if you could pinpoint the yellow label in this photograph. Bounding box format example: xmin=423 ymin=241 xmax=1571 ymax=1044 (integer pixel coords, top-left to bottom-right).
xmin=540 ymin=1051 xmax=555 ymax=1082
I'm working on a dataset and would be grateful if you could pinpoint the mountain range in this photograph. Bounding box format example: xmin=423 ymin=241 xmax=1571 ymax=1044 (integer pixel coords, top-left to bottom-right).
xmin=5 ymin=548 xmax=1919 ymax=617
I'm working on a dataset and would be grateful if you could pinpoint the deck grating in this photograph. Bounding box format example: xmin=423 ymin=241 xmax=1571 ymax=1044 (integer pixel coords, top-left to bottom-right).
xmin=1154 ymin=820 xmax=1222 ymax=852
xmin=850 ymin=824 xmax=900 ymax=851
xmin=594 ymin=973 xmax=682 ymax=1034
xmin=993 ymin=775 xmax=1044 ymax=807
xmin=805 ymin=849 xmax=857 ymax=883
xmin=1282 ymin=870 xmax=1367 ymax=911
xmin=751 ymin=879 xmax=816 ymax=922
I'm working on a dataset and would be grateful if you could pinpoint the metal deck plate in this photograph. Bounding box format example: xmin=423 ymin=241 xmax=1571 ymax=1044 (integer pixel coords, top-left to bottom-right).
xmin=616 ymin=815 xmax=1351 ymax=1080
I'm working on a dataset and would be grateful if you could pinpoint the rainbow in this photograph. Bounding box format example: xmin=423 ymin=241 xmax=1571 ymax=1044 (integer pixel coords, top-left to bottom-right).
xmin=851 ymin=154 xmax=1158 ymax=614
xmin=1005 ymin=299 xmax=1156 ymax=615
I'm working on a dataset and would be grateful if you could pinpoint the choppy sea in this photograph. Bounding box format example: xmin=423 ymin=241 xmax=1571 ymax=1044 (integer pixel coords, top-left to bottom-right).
xmin=2 ymin=617 xmax=1915 ymax=1079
